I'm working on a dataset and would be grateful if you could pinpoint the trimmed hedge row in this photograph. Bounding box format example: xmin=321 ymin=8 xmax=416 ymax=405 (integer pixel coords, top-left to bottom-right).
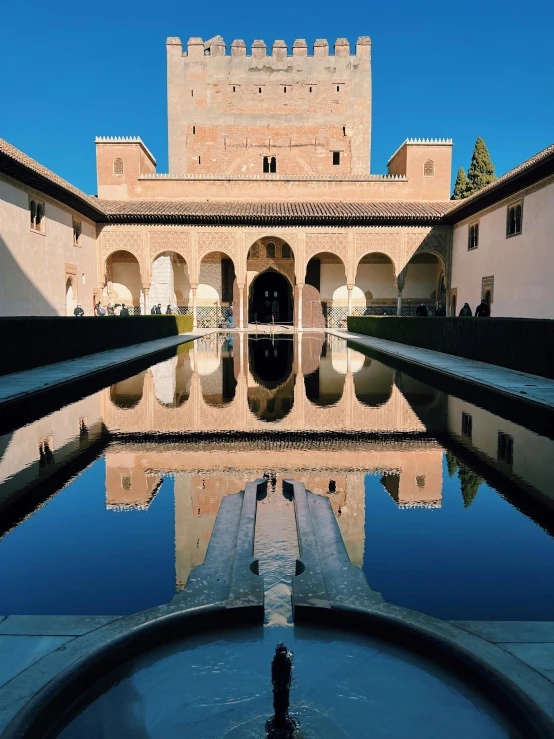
xmin=0 ymin=314 xmax=194 ymax=376
xmin=347 ymin=316 xmax=554 ymax=379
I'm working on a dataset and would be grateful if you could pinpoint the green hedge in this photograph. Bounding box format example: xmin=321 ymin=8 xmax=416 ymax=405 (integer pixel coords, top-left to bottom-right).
xmin=347 ymin=316 xmax=554 ymax=379
xmin=0 ymin=314 xmax=194 ymax=376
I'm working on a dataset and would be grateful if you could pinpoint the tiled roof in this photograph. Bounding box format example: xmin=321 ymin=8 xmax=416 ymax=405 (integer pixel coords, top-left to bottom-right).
xmin=0 ymin=138 xmax=104 ymax=221
xmin=99 ymin=199 xmax=456 ymax=225
xmin=445 ymin=143 xmax=554 ymax=222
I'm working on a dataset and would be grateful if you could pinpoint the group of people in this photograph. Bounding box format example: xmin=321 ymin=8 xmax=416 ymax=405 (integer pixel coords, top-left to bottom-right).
xmin=73 ymin=302 xmax=131 ymax=317
xmin=414 ymin=299 xmax=491 ymax=317
xmin=150 ymin=304 xmax=173 ymax=314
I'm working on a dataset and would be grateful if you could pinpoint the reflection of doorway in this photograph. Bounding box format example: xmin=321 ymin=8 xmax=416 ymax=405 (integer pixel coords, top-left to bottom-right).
xmin=249 ymin=270 xmax=293 ymax=324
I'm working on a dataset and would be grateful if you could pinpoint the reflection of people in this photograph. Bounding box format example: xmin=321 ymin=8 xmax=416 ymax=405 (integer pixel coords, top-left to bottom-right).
xmin=225 ymin=304 xmax=234 ymax=328
xmin=263 ymin=290 xmax=272 ymax=323
xmin=459 ymin=302 xmax=472 ymax=316
xmin=271 ymin=642 xmax=293 ymax=730
xmin=415 ymin=303 xmax=428 ymax=316
xmin=475 ymin=299 xmax=491 ymax=317
xmin=271 ymin=291 xmax=279 ymax=322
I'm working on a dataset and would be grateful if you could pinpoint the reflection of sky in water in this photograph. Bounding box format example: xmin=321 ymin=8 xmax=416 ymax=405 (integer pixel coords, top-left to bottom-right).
xmin=0 ymin=334 xmax=553 ymax=619
xmin=60 ymin=625 xmax=515 ymax=739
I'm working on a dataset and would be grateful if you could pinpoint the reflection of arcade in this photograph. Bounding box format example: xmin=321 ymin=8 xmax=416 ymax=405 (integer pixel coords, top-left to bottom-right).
xmin=248 ymin=337 xmax=295 ymax=422
xmin=250 ymin=270 xmax=293 ymax=324
xmin=104 ymin=443 xmax=443 ymax=589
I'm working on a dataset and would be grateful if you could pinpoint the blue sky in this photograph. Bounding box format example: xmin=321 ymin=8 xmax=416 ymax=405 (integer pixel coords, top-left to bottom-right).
xmin=2 ymin=0 xmax=552 ymax=195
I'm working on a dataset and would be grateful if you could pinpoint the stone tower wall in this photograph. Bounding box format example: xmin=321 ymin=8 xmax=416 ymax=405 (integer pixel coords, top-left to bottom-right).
xmin=167 ymin=35 xmax=372 ymax=177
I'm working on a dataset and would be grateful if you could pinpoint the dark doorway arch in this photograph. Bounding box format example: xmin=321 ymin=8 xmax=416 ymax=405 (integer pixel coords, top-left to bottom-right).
xmin=249 ymin=270 xmax=293 ymax=324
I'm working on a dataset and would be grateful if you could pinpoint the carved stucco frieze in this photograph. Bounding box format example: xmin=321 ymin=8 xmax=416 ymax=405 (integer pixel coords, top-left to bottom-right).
xmin=247 ymin=258 xmax=295 ymax=285
xmin=102 ymin=230 xmax=143 ymax=264
xmin=148 ymin=231 xmax=191 ymax=263
xmin=354 ymin=233 xmax=401 ymax=273
xmin=407 ymin=228 xmax=452 ymax=277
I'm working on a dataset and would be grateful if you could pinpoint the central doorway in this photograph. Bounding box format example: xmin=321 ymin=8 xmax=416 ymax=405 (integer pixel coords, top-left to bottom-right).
xmin=249 ymin=270 xmax=293 ymax=325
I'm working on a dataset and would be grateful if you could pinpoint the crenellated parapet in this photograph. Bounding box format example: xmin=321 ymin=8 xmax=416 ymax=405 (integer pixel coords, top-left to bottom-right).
xmin=166 ymin=35 xmax=370 ymax=59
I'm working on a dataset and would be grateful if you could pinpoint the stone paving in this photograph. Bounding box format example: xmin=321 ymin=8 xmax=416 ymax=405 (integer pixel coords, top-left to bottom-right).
xmin=0 ymin=330 xmax=213 ymax=409
xmin=329 ymin=329 xmax=554 ymax=411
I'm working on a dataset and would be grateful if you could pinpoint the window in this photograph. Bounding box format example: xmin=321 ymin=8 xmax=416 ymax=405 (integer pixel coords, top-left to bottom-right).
xmin=266 ymin=242 xmax=275 ymax=258
xmin=423 ymin=159 xmax=435 ymax=177
xmin=283 ymin=86 xmax=287 ymax=93
xmin=121 ymin=474 xmax=132 ymax=491
xmin=249 ymin=244 xmax=259 ymax=259
xmin=198 ymin=156 xmax=201 ymax=164
xmin=332 ymin=151 xmax=341 ymax=166
xmin=461 ymin=412 xmax=472 ymax=439
xmin=507 ymin=202 xmax=523 ymax=237
xmin=416 ymin=475 xmax=426 ymax=489
xmin=497 ymin=432 xmax=514 ymax=465
xmin=191 ymin=89 xmax=194 ymax=97
xmin=232 ymin=86 xmax=236 ymax=92
xmin=30 ymin=199 xmax=45 ymax=233
xmin=336 ymin=85 xmax=340 ymax=92
xmin=73 ymin=219 xmax=82 ymax=246
xmin=259 ymin=87 xmax=262 ymax=93
xmin=192 ymin=125 xmax=196 ymax=134
xmin=343 ymin=126 xmax=346 ymax=136
xmin=309 ymin=86 xmax=312 ymax=93
xmin=468 ymin=222 xmax=479 ymax=250
xmin=282 ymin=243 xmax=292 ymax=258
xmin=263 ymin=156 xmax=276 ymax=173
xmin=113 ymin=157 xmax=124 ymax=175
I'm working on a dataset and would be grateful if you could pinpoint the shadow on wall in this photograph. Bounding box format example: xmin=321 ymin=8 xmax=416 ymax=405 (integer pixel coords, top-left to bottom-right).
xmin=0 ymin=235 xmax=58 ymax=316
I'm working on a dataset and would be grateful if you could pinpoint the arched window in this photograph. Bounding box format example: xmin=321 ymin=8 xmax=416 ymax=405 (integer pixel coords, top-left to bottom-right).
xmin=113 ymin=158 xmax=124 ymax=175
xmin=263 ymin=156 xmax=269 ymax=173
xmin=507 ymin=202 xmax=523 ymax=236
xmin=266 ymin=242 xmax=276 ymax=258
xmin=249 ymin=244 xmax=259 ymax=259
xmin=270 ymin=156 xmax=276 ymax=173
xmin=423 ymin=159 xmax=435 ymax=177
xmin=281 ymin=243 xmax=292 ymax=259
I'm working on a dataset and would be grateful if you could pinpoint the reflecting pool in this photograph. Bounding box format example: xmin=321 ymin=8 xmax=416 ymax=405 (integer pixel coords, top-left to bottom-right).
xmin=0 ymin=333 xmax=553 ymax=620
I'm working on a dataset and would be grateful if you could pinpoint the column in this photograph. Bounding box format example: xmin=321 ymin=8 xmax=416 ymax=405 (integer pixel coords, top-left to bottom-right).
xmin=297 ymin=283 xmax=304 ymax=330
xmin=396 ymin=268 xmax=407 ymax=317
xmin=239 ymin=284 xmax=244 ymax=330
xmin=142 ymin=284 xmax=150 ymax=315
xmin=191 ymin=285 xmax=198 ymax=329
xmin=347 ymin=284 xmax=353 ymax=315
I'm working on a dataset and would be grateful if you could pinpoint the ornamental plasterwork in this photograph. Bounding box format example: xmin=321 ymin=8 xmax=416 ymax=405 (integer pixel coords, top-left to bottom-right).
xmin=354 ymin=233 xmax=401 ymax=271
xmin=408 ymin=229 xmax=451 ymax=273
xmin=149 ymin=231 xmax=191 ymax=263
xmin=101 ymin=230 xmax=143 ymax=261
xmin=247 ymin=258 xmax=295 ymax=285
xmin=197 ymin=232 xmax=238 ymax=262
xmin=305 ymin=233 xmax=349 ymax=263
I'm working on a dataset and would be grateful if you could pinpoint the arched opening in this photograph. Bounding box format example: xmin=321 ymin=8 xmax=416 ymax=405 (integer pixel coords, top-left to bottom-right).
xmin=249 ymin=270 xmax=292 ymax=324
xmin=402 ymin=253 xmax=444 ymax=316
xmin=150 ymin=251 xmax=190 ymax=314
xmin=304 ymin=252 xmax=347 ymax=328
xmin=199 ymin=335 xmax=237 ymax=407
xmin=104 ymin=250 xmax=142 ymax=314
xmin=151 ymin=349 xmax=193 ymax=408
xmin=304 ymin=336 xmax=345 ymax=407
xmin=65 ymin=277 xmax=77 ymax=316
xmin=353 ymin=357 xmax=395 ymax=407
xmin=354 ymin=252 xmax=397 ymax=316
xmin=198 ymin=251 xmax=236 ymax=327
xmin=109 ymin=371 xmax=146 ymax=409
xmin=247 ymin=336 xmax=294 ymax=422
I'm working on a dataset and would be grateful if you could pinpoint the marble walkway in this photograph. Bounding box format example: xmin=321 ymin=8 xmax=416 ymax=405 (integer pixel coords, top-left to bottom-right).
xmin=329 ymin=329 xmax=554 ymax=411
xmin=0 ymin=330 xmax=213 ymax=408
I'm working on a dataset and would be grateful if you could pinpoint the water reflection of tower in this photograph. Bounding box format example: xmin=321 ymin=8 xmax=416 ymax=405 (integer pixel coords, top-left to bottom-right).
xmin=105 ymin=453 xmax=163 ymax=510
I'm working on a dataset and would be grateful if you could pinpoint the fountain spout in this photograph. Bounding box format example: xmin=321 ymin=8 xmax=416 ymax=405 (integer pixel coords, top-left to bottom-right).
xmin=266 ymin=642 xmax=299 ymax=737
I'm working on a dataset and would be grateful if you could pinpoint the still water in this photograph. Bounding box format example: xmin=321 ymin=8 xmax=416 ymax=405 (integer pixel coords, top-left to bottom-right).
xmin=0 ymin=333 xmax=553 ymax=620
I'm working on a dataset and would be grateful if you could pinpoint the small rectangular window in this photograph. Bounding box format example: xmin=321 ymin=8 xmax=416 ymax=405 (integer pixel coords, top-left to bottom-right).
xmin=336 ymin=85 xmax=340 ymax=92
xmin=506 ymin=202 xmax=523 ymax=237
xmin=198 ymin=156 xmax=201 ymax=164
xmin=497 ymin=432 xmax=514 ymax=465
xmin=191 ymin=89 xmax=194 ymax=97
xmin=283 ymin=87 xmax=287 ymax=93
xmin=332 ymin=151 xmax=340 ymax=166
xmin=468 ymin=222 xmax=479 ymax=250
xmin=192 ymin=125 xmax=196 ymax=134
xmin=232 ymin=86 xmax=236 ymax=92
xmin=309 ymin=86 xmax=312 ymax=93
xmin=461 ymin=412 xmax=472 ymax=439
xmin=343 ymin=126 xmax=346 ymax=136
xmin=259 ymin=87 xmax=262 ymax=93
xmin=30 ymin=199 xmax=45 ymax=234
xmin=270 ymin=156 xmax=276 ymax=173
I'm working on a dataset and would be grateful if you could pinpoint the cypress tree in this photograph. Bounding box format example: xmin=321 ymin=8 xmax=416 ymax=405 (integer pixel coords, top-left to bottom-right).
xmin=467 ymin=137 xmax=496 ymax=194
xmin=446 ymin=453 xmax=459 ymax=478
xmin=458 ymin=463 xmax=483 ymax=508
xmin=452 ymin=167 xmax=469 ymax=200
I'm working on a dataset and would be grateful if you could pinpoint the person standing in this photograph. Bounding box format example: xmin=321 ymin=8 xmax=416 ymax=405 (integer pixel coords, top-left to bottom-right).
xmin=415 ymin=303 xmax=429 ymax=316
xmin=165 ymin=304 xmax=172 ymax=314
xmin=436 ymin=305 xmax=446 ymax=316
xmin=114 ymin=303 xmax=122 ymax=316
xmin=459 ymin=303 xmax=472 ymax=316
xmin=475 ymin=299 xmax=491 ymax=317
xmin=120 ymin=304 xmax=129 ymax=316
xmin=73 ymin=303 xmax=84 ymax=317
xmin=107 ymin=303 xmax=115 ymax=316
xmin=151 ymin=304 xmax=157 ymax=315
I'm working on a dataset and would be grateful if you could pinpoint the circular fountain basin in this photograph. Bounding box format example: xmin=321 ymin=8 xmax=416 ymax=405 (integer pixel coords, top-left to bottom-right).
xmin=55 ymin=623 xmax=518 ymax=739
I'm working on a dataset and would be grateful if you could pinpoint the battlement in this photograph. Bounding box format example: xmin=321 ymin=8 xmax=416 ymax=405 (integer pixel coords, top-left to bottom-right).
xmin=94 ymin=136 xmax=157 ymax=166
xmin=387 ymin=138 xmax=453 ymax=164
xmin=166 ymin=35 xmax=371 ymax=59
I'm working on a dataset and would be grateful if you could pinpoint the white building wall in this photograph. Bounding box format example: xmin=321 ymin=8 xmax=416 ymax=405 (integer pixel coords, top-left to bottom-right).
xmin=354 ymin=263 xmax=396 ymax=302
xmin=451 ymin=179 xmax=554 ymax=317
xmin=0 ymin=178 xmax=98 ymax=316
xmin=320 ymin=263 xmax=347 ymax=301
